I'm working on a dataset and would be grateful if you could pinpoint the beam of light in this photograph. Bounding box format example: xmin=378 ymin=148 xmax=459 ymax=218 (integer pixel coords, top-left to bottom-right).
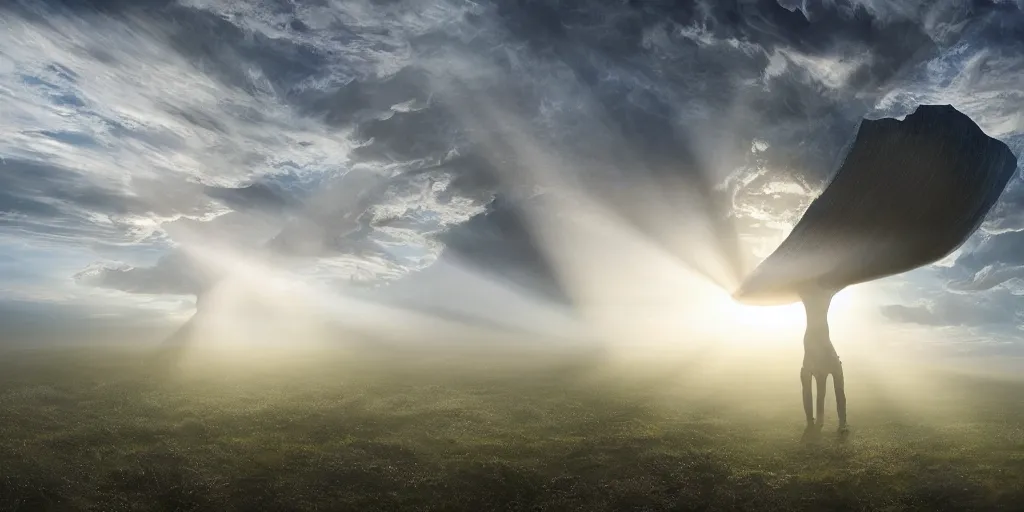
xmin=158 ymin=236 xmax=591 ymax=364
xmin=709 ymin=287 xmax=857 ymax=338
xmin=421 ymin=72 xmax=810 ymax=354
xmin=151 ymin=199 xmax=987 ymax=438
xmin=427 ymin=63 xmax=751 ymax=294
xmin=148 ymin=61 xmax=900 ymax=389
xmin=125 ymin=34 xmax=983 ymax=423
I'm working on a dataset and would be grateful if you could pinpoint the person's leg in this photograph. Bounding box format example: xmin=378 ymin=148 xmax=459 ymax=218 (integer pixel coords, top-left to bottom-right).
xmin=834 ymin=365 xmax=847 ymax=429
xmin=815 ymin=373 xmax=827 ymax=425
xmin=801 ymin=367 xmax=813 ymax=425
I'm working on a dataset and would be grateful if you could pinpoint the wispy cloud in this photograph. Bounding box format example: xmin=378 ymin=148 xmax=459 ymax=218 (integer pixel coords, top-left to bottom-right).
xmin=0 ymin=0 xmax=1022 ymax=347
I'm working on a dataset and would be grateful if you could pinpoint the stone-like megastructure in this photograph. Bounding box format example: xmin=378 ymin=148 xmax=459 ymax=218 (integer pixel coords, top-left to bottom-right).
xmin=734 ymin=105 xmax=1018 ymax=431
xmin=735 ymin=105 xmax=1017 ymax=305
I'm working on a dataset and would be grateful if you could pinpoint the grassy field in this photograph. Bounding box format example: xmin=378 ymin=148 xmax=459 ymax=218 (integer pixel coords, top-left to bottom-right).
xmin=2 ymin=345 xmax=1024 ymax=511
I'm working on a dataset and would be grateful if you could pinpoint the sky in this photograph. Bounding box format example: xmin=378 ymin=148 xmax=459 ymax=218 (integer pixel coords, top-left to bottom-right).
xmin=1 ymin=0 xmax=1024 ymax=355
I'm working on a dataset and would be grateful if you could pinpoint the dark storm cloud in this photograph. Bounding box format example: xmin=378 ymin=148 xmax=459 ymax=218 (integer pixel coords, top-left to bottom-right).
xmin=0 ymin=156 xmax=252 ymax=253
xmin=960 ymin=230 xmax=1024 ymax=271
xmin=10 ymin=0 xmax=331 ymax=94
xmin=0 ymin=159 xmax=133 ymax=218
xmin=944 ymin=229 xmax=1024 ymax=292
xmin=426 ymin=152 xmax=502 ymax=205
xmin=880 ymin=288 xmax=1024 ymax=328
xmin=418 ymin=0 xmax=975 ymax=292
xmin=88 ymin=167 xmax=431 ymax=298
xmin=3 ymin=0 xmax=1023 ymax=338
xmin=294 ymin=67 xmax=434 ymax=129
xmin=42 ymin=0 xmax=944 ymax=196
xmin=487 ymin=0 xmax=943 ymax=154
xmin=880 ymin=304 xmax=945 ymax=326
xmin=73 ymin=251 xmax=214 ymax=296
xmin=0 ymin=158 xmax=192 ymax=246
xmin=22 ymin=1 xmax=962 ymax=192
xmin=203 ymin=182 xmax=296 ymax=214
xmin=16 ymin=0 xmax=1009 ymax=184
xmin=861 ymin=8 xmax=1024 ymax=312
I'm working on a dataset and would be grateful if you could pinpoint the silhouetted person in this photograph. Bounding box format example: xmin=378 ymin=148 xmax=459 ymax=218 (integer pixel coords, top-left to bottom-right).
xmin=799 ymin=289 xmax=847 ymax=434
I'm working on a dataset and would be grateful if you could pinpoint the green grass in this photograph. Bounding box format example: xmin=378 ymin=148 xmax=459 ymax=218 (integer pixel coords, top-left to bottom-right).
xmin=2 ymin=345 xmax=1024 ymax=511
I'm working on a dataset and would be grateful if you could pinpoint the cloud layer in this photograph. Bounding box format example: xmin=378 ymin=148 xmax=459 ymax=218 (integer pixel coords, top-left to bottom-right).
xmin=1 ymin=0 xmax=1023 ymax=342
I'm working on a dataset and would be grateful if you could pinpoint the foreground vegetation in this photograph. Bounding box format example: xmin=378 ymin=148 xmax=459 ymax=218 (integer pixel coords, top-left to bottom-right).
xmin=1 ymin=345 xmax=1023 ymax=511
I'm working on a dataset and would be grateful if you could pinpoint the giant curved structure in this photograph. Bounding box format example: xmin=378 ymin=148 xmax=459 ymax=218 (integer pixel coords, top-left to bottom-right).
xmin=734 ymin=105 xmax=1018 ymax=305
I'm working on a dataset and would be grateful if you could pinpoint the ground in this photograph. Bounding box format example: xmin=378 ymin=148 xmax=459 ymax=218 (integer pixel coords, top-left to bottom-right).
xmin=1 ymin=345 xmax=1024 ymax=511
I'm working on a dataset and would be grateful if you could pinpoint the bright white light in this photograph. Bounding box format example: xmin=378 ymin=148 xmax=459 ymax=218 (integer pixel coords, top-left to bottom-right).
xmin=697 ymin=287 xmax=858 ymax=343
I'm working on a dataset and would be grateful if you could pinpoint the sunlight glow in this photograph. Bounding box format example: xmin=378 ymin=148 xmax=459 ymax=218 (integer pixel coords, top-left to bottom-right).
xmin=702 ymin=287 xmax=857 ymax=341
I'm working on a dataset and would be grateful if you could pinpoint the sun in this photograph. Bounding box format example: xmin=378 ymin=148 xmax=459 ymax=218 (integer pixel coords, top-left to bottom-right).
xmin=700 ymin=288 xmax=857 ymax=341
xmin=727 ymin=300 xmax=807 ymax=330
